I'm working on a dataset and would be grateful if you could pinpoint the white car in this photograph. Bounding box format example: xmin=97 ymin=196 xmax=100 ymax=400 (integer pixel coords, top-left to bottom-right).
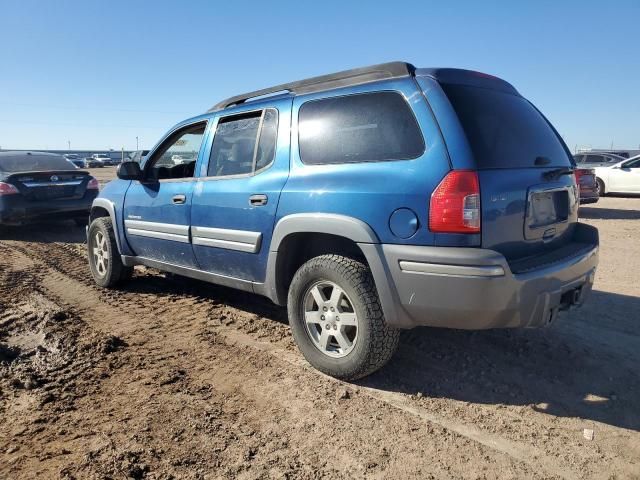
xmin=594 ymin=155 xmax=640 ymax=195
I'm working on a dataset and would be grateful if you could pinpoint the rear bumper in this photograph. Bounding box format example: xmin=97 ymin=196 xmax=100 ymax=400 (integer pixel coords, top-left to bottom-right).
xmin=369 ymin=223 xmax=598 ymax=329
xmin=0 ymin=192 xmax=97 ymax=224
xmin=579 ymin=188 xmax=599 ymax=204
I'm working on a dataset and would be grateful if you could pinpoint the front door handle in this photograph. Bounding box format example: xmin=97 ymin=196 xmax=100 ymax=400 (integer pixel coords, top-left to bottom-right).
xmin=172 ymin=194 xmax=186 ymax=205
xmin=249 ymin=194 xmax=268 ymax=206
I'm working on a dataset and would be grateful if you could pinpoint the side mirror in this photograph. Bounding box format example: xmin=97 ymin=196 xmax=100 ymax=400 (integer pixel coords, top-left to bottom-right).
xmin=117 ymin=161 xmax=143 ymax=180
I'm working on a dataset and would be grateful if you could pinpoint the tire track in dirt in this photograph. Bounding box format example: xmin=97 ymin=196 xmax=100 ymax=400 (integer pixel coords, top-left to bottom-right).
xmin=0 ymin=239 xmax=594 ymax=479
xmin=1 ymin=241 xmax=542 ymax=478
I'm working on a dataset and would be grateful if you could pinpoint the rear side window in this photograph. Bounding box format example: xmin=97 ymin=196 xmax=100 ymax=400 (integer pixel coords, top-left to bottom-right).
xmin=442 ymin=84 xmax=571 ymax=169
xmin=207 ymin=108 xmax=278 ymax=177
xmin=298 ymin=91 xmax=424 ymax=165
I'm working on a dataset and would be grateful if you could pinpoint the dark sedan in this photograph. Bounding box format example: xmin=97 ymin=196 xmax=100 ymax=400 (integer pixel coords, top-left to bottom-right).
xmin=0 ymin=151 xmax=99 ymax=226
xmin=575 ymin=167 xmax=599 ymax=204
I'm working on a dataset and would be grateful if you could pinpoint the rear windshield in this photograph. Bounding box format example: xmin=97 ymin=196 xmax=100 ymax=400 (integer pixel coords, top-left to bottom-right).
xmin=442 ymin=84 xmax=572 ymax=169
xmin=0 ymin=154 xmax=76 ymax=172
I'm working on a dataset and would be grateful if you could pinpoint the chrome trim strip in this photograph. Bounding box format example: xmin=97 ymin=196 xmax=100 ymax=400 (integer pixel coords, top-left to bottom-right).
xmin=192 ymin=236 xmax=257 ymax=253
xmin=399 ymin=261 xmax=505 ymax=278
xmin=124 ymin=219 xmax=189 ymax=236
xmin=191 ymin=225 xmax=262 ymax=253
xmin=126 ymin=228 xmax=190 ymax=243
xmin=191 ymin=225 xmax=259 ymax=244
xmin=23 ymin=181 xmax=83 ymax=187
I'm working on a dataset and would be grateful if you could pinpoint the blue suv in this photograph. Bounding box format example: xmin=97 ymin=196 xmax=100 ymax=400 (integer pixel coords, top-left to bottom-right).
xmin=87 ymin=62 xmax=599 ymax=379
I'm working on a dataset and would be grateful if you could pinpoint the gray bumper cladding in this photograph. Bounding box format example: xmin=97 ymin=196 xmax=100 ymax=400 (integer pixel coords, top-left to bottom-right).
xmin=377 ymin=223 xmax=599 ymax=329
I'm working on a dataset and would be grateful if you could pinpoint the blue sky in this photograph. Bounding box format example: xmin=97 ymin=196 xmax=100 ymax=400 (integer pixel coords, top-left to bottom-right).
xmin=0 ymin=0 xmax=638 ymax=152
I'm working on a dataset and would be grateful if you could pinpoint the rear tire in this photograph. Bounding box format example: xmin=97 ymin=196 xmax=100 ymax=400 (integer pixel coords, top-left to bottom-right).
xmin=87 ymin=217 xmax=133 ymax=288
xmin=287 ymin=254 xmax=399 ymax=380
xmin=596 ymin=178 xmax=606 ymax=196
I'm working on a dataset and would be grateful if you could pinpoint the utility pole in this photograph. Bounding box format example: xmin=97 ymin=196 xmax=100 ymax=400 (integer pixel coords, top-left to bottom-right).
xmin=136 ymin=136 xmax=139 ymax=151
xmin=68 ymin=140 xmax=71 ymax=151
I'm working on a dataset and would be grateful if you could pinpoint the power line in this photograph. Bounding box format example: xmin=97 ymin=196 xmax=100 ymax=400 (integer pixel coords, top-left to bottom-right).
xmin=0 ymin=100 xmax=191 ymax=115
xmin=0 ymin=119 xmax=166 ymax=129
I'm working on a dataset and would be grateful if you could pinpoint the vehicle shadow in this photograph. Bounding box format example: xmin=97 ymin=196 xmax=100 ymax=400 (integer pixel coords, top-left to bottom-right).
xmin=125 ymin=267 xmax=640 ymax=432
xmin=124 ymin=269 xmax=289 ymax=325
xmin=580 ymin=207 xmax=640 ymax=220
xmin=0 ymin=220 xmax=86 ymax=244
xmin=361 ymin=289 xmax=640 ymax=432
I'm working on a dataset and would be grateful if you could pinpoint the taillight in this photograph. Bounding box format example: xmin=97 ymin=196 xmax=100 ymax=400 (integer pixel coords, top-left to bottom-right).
xmin=429 ymin=170 xmax=480 ymax=233
xmin=87 ymin=177 xmax=99 ymax=190
xmin=0 ymin=182 xmax=20 ymax=196
xmin=574 ymin=170 xmax=586 ymax=186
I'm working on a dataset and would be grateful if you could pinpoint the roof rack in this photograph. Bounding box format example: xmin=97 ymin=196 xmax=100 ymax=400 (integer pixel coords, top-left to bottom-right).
xmin=208 ymin=61 xmax=415 ymax=112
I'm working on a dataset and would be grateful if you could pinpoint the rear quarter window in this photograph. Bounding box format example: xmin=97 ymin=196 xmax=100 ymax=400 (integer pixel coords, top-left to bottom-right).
xmin=442 ymin=84 xmax=572 ymax=169
xmin=298 ymin=91 xmax=425 ymax=165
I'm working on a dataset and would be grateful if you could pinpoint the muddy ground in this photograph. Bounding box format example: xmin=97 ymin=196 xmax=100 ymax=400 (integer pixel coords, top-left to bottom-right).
xmin=1 ymin=167 xmax=639 ymax=479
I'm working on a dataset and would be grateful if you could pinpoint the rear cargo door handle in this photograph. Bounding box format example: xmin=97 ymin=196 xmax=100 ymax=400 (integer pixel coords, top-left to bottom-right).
xmin=172 ymin=194 xmax=186 ymax=205
xmin=249 ymin=194 xmax=268 ymax=206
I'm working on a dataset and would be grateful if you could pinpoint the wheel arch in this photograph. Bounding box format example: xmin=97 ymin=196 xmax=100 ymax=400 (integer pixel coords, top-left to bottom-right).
xmin=89 ymin=199 xmax=123 ymax=254
xmin=261 ymin=214 xmax=402 ymax=327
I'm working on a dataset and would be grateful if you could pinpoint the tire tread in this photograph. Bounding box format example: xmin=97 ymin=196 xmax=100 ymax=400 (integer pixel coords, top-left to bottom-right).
xmin=288 ymin=254 xmax=399 ymax=380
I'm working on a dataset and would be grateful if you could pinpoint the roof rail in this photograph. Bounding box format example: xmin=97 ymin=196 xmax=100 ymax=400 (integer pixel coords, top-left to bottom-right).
xmin=208 ymin=61 xmax=416 ymax=112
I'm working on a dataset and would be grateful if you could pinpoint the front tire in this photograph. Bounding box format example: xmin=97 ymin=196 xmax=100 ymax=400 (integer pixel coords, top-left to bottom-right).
xmin=87 ymin=217 xmax=133 ymax=288
xmin=596 ymin=178 xmax=606 ymax=197
xmin=287 ymin=254 xmax=399 ymax=380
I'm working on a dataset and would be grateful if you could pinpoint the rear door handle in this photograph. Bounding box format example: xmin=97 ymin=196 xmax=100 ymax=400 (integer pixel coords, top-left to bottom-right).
xmin=249 ymin=194 xmax=268 ymax=206
xmin=172 ymin=194 xmax=186 ymax=205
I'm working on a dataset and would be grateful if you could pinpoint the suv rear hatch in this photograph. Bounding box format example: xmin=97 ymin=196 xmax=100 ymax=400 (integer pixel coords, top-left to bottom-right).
xmin=440 ymin=81 xmax=581 ymax=266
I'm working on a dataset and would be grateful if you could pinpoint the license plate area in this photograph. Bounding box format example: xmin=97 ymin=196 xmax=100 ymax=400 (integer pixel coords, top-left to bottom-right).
xmin=525 ymin=185 xmax=574 ymax=240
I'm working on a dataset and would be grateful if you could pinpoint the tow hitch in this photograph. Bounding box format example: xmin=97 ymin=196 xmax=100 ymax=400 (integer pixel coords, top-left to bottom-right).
xmin=560 ymin=286 xmax=584 ymax=311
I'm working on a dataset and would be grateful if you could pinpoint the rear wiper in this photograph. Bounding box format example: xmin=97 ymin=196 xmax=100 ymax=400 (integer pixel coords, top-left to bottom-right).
xmin=543 ymin=167 xmax=575 ymax=181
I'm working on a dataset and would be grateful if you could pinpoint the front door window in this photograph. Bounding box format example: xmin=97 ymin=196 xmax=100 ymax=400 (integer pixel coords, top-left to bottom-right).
xmin=146 ymin=123 xmax=206 ymax=180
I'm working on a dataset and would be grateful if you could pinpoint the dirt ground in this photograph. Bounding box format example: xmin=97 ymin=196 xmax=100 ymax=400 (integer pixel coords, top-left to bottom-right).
xmin=1 ymin=167 xmax=639 ymax=479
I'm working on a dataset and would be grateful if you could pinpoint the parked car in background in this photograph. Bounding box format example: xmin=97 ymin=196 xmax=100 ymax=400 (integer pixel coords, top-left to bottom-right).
xmin=64 ymin=154 xmax=87 ymax=168
xmin=90 ymin=154 xmax=115 ymax=166
xmin=128 ymin=150 xmax=150 ymax=163
xmin=575 ymin=168 xmax=599 ymax=204
xmin=0 ymin=151 xmax=99 ymax=226
xmin=594 ymin=155 xmax=640 ymax=195
xmin=601 ymin=151 xmax=630 ymax=159
xmin=86 ymin=62 xmax=599 ymax=379
xmin=574 ymin=152 xmax=626 ymax=167
xmin=86 ymin=156 xmax=104 ymax=168
xmin=70 ymin=158 xmax=87 ymax=168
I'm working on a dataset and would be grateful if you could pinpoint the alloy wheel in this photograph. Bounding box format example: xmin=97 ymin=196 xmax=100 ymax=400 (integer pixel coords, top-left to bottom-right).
xmin=303 ymin=280 xmax=358 ymax=358
xmin=92 ymin=231 xmax=109 ymax=277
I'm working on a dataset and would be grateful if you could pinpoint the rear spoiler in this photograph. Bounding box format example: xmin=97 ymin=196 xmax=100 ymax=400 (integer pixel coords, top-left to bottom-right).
xmin=416 ymin=68 xmax=520 ymax=96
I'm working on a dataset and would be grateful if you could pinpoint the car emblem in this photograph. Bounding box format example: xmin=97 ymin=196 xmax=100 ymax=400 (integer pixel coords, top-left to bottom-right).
xmin=50 ymin=175 xmax=59 ymax=182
